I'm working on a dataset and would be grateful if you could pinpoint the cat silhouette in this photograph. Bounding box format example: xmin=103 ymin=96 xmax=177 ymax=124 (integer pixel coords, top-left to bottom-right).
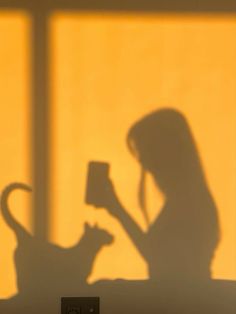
xmin=1 ymin=183 xmax=114 ymax=297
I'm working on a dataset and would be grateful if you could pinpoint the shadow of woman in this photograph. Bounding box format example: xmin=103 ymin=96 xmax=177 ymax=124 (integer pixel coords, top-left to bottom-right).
xmin=87 ymin=109 xmax=236 ymax=314
xmin=94 ymin=108 xmax=220 ymax=282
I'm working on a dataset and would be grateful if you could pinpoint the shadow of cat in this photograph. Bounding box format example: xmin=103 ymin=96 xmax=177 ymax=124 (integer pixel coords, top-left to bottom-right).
xmin=0 ymin=183 xmax=113 ymax=301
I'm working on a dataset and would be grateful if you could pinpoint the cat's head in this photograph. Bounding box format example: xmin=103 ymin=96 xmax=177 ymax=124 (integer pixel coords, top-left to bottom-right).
xmin=84 ymin=222 xmax=114 ymax=246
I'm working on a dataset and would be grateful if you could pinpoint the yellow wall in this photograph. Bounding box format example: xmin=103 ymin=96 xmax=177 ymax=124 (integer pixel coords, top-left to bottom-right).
xmin=0 ymin=12 xmax=31 ymax=297
xmin=50 ymin=14 xmax=236 ymax=283
xmin=0 ymin=12 xmax=236 ymax=299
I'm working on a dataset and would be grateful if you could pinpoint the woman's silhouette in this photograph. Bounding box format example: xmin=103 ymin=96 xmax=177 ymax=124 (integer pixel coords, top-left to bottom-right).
xmin=95 ymin=109 xmax=220 ymax=282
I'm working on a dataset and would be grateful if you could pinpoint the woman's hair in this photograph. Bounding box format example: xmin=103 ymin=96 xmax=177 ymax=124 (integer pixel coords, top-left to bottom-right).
xmin=126 ymin=108 xmax=207 ymax=192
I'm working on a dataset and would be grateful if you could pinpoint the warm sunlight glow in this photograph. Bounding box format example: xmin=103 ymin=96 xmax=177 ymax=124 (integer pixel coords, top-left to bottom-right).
xmin=50 ymin=13 xmax=236 ymax=282
xmin=0 ymin=13 xmax=30 ymax=298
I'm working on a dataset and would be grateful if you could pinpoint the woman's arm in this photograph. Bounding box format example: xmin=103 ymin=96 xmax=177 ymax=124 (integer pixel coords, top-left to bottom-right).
xmin=101 ymin=180 xmax=148 ymax=260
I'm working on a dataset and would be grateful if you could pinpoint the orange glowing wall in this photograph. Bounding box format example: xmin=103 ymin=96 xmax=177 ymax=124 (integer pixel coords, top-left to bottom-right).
xmin=0 ymin=13 xmax=31 ymax=297
xmin=0 ymin=12 xmax=236 ymax=299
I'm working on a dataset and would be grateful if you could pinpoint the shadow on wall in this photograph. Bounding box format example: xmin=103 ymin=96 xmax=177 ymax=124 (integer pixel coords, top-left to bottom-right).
xmin=0 ymin=109 xmax=235 ymax=314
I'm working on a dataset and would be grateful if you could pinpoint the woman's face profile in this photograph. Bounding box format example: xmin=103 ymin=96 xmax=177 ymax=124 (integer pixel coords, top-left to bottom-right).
xmin=128 ymin=137 xmax=155 ymax=172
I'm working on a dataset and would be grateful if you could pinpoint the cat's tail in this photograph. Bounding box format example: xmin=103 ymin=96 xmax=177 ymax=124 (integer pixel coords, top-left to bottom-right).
xmin=1 ymin=183 xmax=32 ymax=237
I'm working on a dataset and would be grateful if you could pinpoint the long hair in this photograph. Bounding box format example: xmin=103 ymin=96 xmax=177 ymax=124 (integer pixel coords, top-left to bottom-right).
xmin=127 ymin=108 xmax=207 ymax=194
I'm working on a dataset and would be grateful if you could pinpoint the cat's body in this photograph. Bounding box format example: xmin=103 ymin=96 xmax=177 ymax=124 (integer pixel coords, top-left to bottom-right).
xmin=1 ymin=183 xmax=113 ymax=296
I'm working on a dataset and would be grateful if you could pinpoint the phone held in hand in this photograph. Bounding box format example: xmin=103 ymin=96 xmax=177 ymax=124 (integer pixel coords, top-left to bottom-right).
xmin=85 ymin=161 xmax=110 ymax=207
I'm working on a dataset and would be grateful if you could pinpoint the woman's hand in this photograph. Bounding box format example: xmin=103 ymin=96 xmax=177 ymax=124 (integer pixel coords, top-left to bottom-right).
xmin=89 ymin=176 xmax=122 ymax=217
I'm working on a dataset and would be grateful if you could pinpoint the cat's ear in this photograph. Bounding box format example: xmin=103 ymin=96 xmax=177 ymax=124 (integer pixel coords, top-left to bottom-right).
xmin=84 ymin=222 xmax=91 ymax=231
